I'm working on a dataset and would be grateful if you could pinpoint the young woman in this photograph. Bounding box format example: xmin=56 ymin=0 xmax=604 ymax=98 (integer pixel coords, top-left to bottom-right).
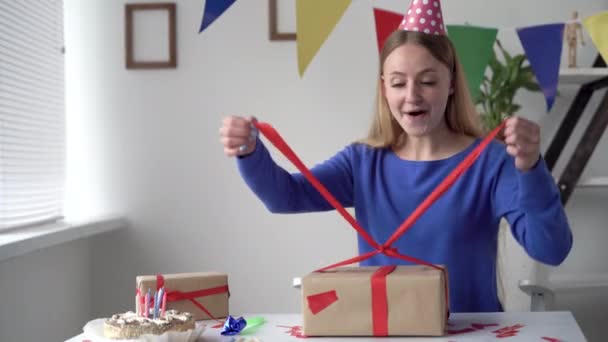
xmin=219 ymin=9 xmax=572 ymax=313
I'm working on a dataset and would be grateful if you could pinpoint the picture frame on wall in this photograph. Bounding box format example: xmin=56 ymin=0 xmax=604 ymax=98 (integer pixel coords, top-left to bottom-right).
xmin=125 ymin=2 xmax=177 ymax=69
xmin=268 ymin=0 xmax=296 ymax=41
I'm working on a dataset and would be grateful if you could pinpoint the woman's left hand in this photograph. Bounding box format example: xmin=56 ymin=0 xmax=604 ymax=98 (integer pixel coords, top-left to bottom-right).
xmin=504 ymin=116 xmax=541 ymax=172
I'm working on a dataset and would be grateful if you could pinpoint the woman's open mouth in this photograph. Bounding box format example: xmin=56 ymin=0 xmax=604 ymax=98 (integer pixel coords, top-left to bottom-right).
xmin=403 ymin=110 xmax=428 ymax=117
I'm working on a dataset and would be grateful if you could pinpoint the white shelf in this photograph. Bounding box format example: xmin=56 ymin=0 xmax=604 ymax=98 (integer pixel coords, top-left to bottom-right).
xmin=578 ymin=177 xmax=608 ymax=188
xmin=559 ymin=68 xmax=608 ymax=84
xmin=554 ymin=177 xmax=608 ymax=188
xmin=520 ymin=273 xmax=608 ymax=294
xmin=548 ymin=273 xmax=608 ymax=293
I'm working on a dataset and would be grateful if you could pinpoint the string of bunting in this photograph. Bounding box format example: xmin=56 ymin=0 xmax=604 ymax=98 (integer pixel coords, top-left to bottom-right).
xmin=198 ymin=1 xmax=608 ymax=111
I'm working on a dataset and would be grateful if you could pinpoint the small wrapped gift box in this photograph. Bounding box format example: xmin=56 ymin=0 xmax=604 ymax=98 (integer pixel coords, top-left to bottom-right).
xmin=136 ymin=272 xmax=229 ymax=321
xmin=301 ymin=265 xmax=447 ymax=336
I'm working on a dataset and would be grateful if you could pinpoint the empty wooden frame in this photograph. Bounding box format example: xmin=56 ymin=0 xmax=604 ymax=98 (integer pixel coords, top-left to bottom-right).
xmin=269 ymin=0 xmax=296 ymax=41
xmin=125 ymin=3 xmax=177 ymax=69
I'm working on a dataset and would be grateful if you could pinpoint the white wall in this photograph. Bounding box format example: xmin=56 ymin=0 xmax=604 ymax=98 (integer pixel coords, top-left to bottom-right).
xmin=61 ymin=0 xmax=608 ymax=340
xmin=0 ymin=238 xmax=92 ymax=342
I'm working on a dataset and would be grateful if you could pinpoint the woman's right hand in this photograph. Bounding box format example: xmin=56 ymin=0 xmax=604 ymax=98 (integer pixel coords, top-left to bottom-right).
xmin=219 ymin=116 xmax=258 ymax=157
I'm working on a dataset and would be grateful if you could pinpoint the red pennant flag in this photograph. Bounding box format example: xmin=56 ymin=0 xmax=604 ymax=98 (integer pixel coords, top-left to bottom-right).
xmin=373 ymin=8 xmax=402 ymax=53
xmin=306 ymin=290 xmax=338 ymax=315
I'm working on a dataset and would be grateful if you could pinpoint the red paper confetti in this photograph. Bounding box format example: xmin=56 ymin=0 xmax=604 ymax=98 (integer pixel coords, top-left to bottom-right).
xmin=211 ymin=320 xmax=226 ymax=329
xmin=277 ymin=325 xmax=307 ymax=339
xmin=448 ymin=327 xmax=476 ymax=335
xmin=541 ymin=338 xmax=561 ymax=342
xmin=472 ymin=323 xmax=500 ymax=330
xmin=493 ymin=324 xmax=525 ymax=338
xmin=448 ymin=322 xmax=499 ymax=335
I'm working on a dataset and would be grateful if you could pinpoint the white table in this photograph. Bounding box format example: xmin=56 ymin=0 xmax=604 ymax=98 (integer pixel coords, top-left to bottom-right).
xmin=66 ymin=311 xmax=586 ymax=342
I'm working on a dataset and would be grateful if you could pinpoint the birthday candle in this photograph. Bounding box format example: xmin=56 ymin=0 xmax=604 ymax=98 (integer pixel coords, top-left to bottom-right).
xmin=154 ymin=290 xmax=158 ymax=318
xmin=156 ymin=287 xmax=164 ymax=317
xmin=135 ymin=288 xmax=143 ymax=316
xmin=161 ymin=290 xmax=167 ymax=317
xmin=154 ymin=290 xmax=158 ymax=319
xmin=139 ymin=293 xmax=145 ymax=317
xmin=144 ymin=290 xmax=150 ymax=319
xmin=136 ymin=292 xmax=141 ymax=316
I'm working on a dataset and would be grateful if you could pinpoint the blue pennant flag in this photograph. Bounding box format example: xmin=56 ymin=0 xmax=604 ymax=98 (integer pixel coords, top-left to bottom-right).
xmin=516 ymin=23 xmax=565 ymax=111
xmin=199 ymin=0 xmax=237 ymax=33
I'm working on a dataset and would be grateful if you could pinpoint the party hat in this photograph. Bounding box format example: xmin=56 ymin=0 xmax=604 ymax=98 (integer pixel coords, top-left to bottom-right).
xmin=399 ymin=0 xmax=446 ymax=35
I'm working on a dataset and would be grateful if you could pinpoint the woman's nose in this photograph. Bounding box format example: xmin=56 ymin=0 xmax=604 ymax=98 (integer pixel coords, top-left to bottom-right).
xmin=405 ymin=83 xmax=422 ymax=103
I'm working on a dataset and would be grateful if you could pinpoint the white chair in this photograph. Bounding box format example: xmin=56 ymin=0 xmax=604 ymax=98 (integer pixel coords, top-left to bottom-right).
xmin=496 ymin=220 xmax=555 ymax=312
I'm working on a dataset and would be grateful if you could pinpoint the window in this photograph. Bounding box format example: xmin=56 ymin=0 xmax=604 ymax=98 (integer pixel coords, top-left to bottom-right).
xmin=0 ymin=0 xmax=65 ymax=230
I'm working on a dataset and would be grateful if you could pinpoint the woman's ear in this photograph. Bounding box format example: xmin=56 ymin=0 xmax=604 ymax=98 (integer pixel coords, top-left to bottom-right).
xmin=380 ymin=75 xmax=386 ymax=98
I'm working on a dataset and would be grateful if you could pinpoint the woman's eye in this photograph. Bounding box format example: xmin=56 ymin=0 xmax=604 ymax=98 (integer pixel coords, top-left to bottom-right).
xmin=391 ymin=82 xmax=405 ymax=87
xmin=421 ymin=81 xmax=436 ymax=85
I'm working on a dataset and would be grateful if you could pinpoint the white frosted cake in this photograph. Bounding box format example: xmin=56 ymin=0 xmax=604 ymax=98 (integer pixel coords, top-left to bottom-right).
xmin=103 ymin=310 xmax=195 ymax=339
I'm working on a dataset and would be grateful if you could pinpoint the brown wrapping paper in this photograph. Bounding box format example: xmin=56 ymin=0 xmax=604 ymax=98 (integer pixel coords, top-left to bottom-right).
xmin=301 ymin=265 xmax=447 ymax=336
xmin=136 ymin=272 xmax=229 ymax=321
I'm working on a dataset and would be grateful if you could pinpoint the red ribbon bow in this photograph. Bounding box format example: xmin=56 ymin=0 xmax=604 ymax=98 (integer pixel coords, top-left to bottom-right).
xmin=152 ymin=274 xmax=229 ymax=321
xmin=253 ymin=120 xmax=506 ymax=336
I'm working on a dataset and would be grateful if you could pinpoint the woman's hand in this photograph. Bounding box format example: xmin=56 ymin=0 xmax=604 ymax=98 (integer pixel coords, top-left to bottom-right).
xmin=504 ymin=116 xmax=541 ymax=172
xmin=219 ymin=116 xmax=258 ymax=157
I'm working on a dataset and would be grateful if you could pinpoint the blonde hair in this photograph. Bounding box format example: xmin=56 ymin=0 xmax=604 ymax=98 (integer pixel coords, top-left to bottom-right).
xmin=359 ymin=30 xmax=484 ymax=148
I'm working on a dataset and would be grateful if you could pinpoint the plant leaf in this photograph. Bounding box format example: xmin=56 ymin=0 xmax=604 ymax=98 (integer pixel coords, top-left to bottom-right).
xmin=507 ymin=103 xmax=521 ymax=115
xmin=488 ymin=51 xmax=502 ymax=75
xmin=522 ymin=81 xmax=541 ymax=91
xmin=509 ymin=55 xmax=525 ymax=84
xmin=496 ymin=39 xmax=512 ymax=64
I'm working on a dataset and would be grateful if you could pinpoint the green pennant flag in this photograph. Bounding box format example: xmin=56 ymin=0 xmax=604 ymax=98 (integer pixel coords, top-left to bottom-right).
xmin=447 ymin=25 xmax=498 ymax=101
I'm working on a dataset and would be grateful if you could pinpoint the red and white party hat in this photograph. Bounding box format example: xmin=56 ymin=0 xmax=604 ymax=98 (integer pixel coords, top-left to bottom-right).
xmin=398 ymin=0 xmax=446 ymax=35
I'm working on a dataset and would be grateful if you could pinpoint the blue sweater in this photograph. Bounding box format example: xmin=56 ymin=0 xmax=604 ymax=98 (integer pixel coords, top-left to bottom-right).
xmin=237 ymin=137 xmax=572 ymax=313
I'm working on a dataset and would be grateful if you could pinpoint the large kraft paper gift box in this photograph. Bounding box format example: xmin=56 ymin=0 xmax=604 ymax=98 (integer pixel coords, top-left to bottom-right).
xmin=301 ymin=265 xmax=448 ymax=336
xmin=136 ymin=272 xmax=229 ymax=321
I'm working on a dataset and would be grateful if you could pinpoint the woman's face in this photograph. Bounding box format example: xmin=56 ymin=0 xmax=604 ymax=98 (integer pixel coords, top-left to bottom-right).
xmin=382 ymin=43 xmax=453 ymax=137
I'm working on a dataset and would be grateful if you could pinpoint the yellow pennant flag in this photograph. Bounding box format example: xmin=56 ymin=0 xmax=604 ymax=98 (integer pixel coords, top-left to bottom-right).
xmin=297 ymin=0 xmax=352 ymax=77
xmin=583 ymin=11 xmax=608 ymax=65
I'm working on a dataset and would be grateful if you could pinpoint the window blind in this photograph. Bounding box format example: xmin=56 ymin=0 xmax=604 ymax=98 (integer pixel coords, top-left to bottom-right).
xmin=0 ymin=0 xmax=65 ymax=230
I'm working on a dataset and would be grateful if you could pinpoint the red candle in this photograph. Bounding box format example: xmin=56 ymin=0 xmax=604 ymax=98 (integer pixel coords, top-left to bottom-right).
xmin=144 ymin=291 xmax=150 ymax=318
xmin=139 ymin=293 xmax=145 ymax=317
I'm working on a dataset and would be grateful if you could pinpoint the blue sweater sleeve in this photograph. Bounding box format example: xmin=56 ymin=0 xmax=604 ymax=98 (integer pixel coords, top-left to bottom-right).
xmin=492 ymin=156 xmax=573 ymax=266
xmin=236 ymin=137 xmax=354 ymax=213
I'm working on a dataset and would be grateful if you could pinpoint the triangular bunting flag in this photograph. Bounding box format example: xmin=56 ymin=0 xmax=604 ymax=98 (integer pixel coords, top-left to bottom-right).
xmin=447 ymin=25 xmax=498 ymax=101
xmin=516 ymin=23 xmax=564 ymax=111
xmin=373 ymin=8 xmax=402 ymax=53
xmin=297 ymin=0 xmax=352 ymax=77
xmin=583 ymin=11 xmax=608 ymax=66
xmin=199 ymin=0 xmax=237 ymax=33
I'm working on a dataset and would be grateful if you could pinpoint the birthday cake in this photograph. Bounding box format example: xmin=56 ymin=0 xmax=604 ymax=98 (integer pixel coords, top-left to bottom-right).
xmin=103 ymin=310 xmax=195 ymax=339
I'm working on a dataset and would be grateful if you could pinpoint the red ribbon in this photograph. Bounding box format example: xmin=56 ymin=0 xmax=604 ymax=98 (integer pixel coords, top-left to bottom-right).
xmin=154 ymin=274 xmax=229 ymax=321
xmin=253 ymin=120 xmax=506 ymax=335
xmin=371 ymin=265 xmax=396 ymax=336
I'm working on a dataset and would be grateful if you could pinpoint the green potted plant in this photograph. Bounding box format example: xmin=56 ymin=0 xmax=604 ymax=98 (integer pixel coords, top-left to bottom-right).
xmin=476 ymin=40 xmax=542 ymax=137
